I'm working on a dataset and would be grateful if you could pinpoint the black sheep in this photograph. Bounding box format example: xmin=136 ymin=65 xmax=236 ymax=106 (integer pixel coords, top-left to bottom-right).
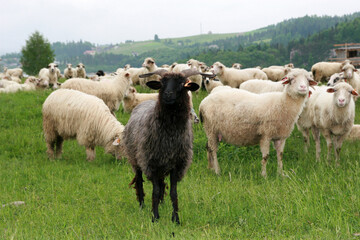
xmin=123 ymin=69 xmax=213 ymax=224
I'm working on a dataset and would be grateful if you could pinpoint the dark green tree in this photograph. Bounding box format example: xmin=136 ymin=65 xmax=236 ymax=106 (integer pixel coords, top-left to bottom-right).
xmin=20 ymin=31 xmax=55 ymax=75
xmin=154 ymin=34 xmax=160 ymax=42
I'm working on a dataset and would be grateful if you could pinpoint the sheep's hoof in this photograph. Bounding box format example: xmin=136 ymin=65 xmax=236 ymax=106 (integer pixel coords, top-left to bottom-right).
xmin=172 ymin=212 xmax=180 ymax=225
xmin=152 ymin=215 xmax=160 ymax=223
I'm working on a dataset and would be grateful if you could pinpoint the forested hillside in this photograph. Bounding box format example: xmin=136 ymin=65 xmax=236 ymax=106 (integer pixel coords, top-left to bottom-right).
xmin=1 ymin=12 xmax=359 ymax=73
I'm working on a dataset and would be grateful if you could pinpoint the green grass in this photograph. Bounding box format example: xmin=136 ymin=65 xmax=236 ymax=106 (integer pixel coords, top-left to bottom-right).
xmin=1 ymin=85 xmax=360 ymax=239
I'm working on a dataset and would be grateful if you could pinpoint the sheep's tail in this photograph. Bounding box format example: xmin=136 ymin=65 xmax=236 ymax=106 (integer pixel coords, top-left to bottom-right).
xmin=199 ymin=109 xmax=204 ymax=123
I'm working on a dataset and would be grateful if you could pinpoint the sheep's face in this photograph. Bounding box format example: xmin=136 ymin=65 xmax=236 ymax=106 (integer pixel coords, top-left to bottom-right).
xmin=211 ymin=62 xmax=225 ymax=76
xmin=77 ymin=63 xmax=85 ymax=70
xmin=142 ymin=58 xmax=155 ymax=69
xmin=342 ymin=64 xmax=356 ymax=80
xmin=38 ymin=78 xmax=49 ymax=88
xmin=283 ymin=70 xmax=317 ymax=96
xmin=232 ymin=63 xmax=242 ymax=69
xmin=327 ymin=82 xmax=357 ymax=108
xmin=146 ymin=73 xmax=199 ymax=105
xmin=187 ymin=59 xmax=199 ymax=69
xmin=67 ymin=64 xmax=72 ymax=70
xmin=327 ymin=73 xmax=344 ymax=86
xmin=48 ymin=63 xmax=57 ymax=73
xmin=124 ymin=64 xmax=131 ymax=70
xmin=124 ymin=87 xmax=136 ymax=100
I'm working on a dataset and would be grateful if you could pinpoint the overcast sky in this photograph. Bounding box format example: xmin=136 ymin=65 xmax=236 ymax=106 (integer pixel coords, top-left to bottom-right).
xmin=1 ymin=0 xmax=359 ymax=55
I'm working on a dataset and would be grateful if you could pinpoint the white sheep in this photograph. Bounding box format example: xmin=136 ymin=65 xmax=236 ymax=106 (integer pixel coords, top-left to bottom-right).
xmin=199 ymin=69 xmax=317 ymax=177
xmin=204 ymin=78 xmax=223 ymax=93
xmin=346 ymin=124 xmax=360 ymax=142
xmin=39 ymin=63 xmax=60 ymax=89
xmin=4 ymin=67 xmax=23 ymax=79
xmin=42 ymin=89 xmax=125 ymax=161
xmin=311 ymin=82 xmax=357 ymax=162
xmin=61 ymin=71 xmax=132 ymax=114
xmin=210 ymin=61 xmax=252 ymax=88
xmin=64 ymin=64 xmax=77 ymax=79
xmin=127 ymin=66 xmax=147 ymax=85
xmin=261 ymin=67 xmax=290 ymax=81
xmin=140 ymin=57 xmax=161 ymax=87
xmin=268 ymin=63 xmax=294 ymax=69
xmin=75 ymin=63 xmax=86 ymax=78
xmin=171 ymin=59 xmax=203 ymax=93
xmin=0 ymin=77 xmax=41 ymax=93
xmin=239 ymin=79 xmax=284 ymax=93
xmin=232 ymin=63 xmax=242 ymax=69
xmin=242 ymin=68 xmax=268 ymax=80
xmin=311 ymin=60 xmax=349 ymax=82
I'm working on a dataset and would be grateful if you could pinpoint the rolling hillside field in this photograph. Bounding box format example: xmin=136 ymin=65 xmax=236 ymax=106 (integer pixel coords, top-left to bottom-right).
xmin=1 ymin=83 xmax=360 ymax=239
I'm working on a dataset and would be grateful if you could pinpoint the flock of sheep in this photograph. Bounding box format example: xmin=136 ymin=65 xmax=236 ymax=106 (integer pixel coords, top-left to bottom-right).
xmin=1 ymin=56 xmax=360 ymax=223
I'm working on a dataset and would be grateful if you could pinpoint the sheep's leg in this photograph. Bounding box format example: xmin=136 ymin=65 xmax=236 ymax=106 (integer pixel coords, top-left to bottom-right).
xmin=46 ymin=141 xmax=55 ymax=159
xmin=151 ymin=176 xmax=161 ymax=222
xmin=131 ymin=168 xmax=145 ymax=207
xmin=312 ymin=127 xmax=321 ymax=161
xmin=55 ymin=135 xmax=63 ymax=158
xmin=274 ymin=139 xmax=286 ymax=176
xmin=86 ymin=147 xmax=96 ymax=161
xmin=159 ymin=177 xmax=166 ymax=203
xmin=170 ymin=170 xmax=180 ymax=224
xmin=301 ymin=128 xmax=310 ymax=153
xmin=321 ymin=130 xmax=333 ymax=163
xmin=260 ymin=138 xmax=271 ymax=178
xmin=333 ymin=135 xmax=345 ymax=166
xmin=206 ymin=136 xmax=220 ymax=174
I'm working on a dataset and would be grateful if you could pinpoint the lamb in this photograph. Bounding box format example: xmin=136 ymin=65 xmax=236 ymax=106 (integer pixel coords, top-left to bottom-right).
xmin=122 ymin=86 xmax=199 ymax=123
xmin=123 ymin=68 xmax=213 ymax=224
xmin=76 ymin=63 xmax=86 ymax=78
xmin=39 ymin=63 xmax=60 ymax=89
xmin=310 ymin=82 xmax=357 ymax=162
xmin=262 ymin=67 xmax=290 ymax=81
xmin=311 ymin=60 xmax=349 ymax=82
xmin=42 ymin=89 xmax=125 ymax=161
xmin=232 ymin=63 xmax=242 ymax=69
xmin=61 ymin=71 xmax=132 ymax=114
xmin=64 ymin=64 xmax=77 ymax=79
xmin=199 ymin=69 xmax=317 ymax=177
xmin=204 ymin=78 xmax=223 ymax=93
xmin=210 ymin=61 xmax=253 ymax=88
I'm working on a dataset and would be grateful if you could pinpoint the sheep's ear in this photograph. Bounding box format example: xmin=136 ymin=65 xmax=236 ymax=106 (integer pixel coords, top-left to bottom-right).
xmin=309 ymin=79 xmax=317 ymax=86
xmin=112 ymin=137 xmax=121 ymax=146
xmin=327 ymin=88 xmax=335 ymax=93
xmin=146 ymin=81 xmax=162 ymax=90
xmin=351 ymin=90 xmax=358 ymax=96
xmin=184 ymin=80 xmax=199 ymax=91
xmin=354 ymin=69 xmax=358 ymax=72
xmin=282 ymin=77 xmax=290 ymax=85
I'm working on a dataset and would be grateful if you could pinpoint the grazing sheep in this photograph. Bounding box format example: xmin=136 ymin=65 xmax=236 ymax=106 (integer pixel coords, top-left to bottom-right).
xmin=199 ymin=69 xmax=317 ymax=177
xmin=76 ymin=63 xmax=86 ymax=78
xmin=64 ymin=64 xmax=77 ymax=79
xmin=268 ymin=63 xmax=294 ymax=69
xmin=311 ymin=60 xmax=349 ymax=82
xmin=39 ymin=63 xmax=60 ymax=89
xmin=61 ymin=71 xmax=132 ymax=114
xmin=4 ymin=67 xmax=23 ymax=79
xmin=123 ymin=68 xmax=213 ymax=224
xmin=42 ymin=89 xmax=125 ymax=161
xmin=311 ymin=82 xmax=357 ymax=162
xmin=239 ymin=79 xmax=285 ymax=93
xmin=210 ymin=61 xmax=252 ymax=88
xmin=262 ymin=67 xmax=290 ymax=81
xmin=346 ymin=124 xmax=360 ymax=141
xmin=232 ymin=63 xmax=242 ymax=69
xmin=204 ymin=78 xmax=223 ymax=93
xmin=0 ymin=77 xmax=41 ymax=93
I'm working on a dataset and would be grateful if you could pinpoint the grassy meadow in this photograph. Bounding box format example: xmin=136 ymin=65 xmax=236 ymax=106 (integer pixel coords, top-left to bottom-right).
xmin=1 ymin=83 xmax=360 ymax=239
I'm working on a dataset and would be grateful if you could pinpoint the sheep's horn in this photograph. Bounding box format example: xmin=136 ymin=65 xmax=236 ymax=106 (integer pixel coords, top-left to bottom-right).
xmin=181 ymin=68 xmax=216 ymax=78
xmin=139 ymin=69 xmax=168 ymax=78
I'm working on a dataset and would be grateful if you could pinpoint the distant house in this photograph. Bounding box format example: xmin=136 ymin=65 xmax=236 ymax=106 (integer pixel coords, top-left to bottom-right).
xmin=83 ymin=50 xmax=96 ymax=56
xmin=329 ymin=43 xmax=360 ymax=67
